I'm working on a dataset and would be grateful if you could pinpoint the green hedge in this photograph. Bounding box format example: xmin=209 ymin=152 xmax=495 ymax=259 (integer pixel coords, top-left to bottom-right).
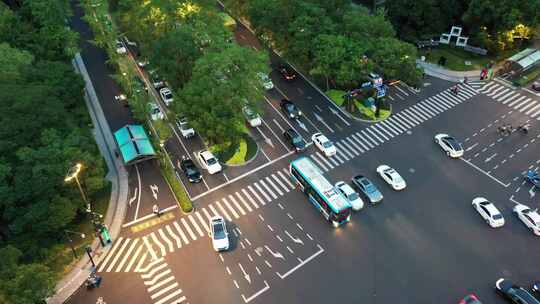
xmin=159 ymin=156 xmax=193 ymax=213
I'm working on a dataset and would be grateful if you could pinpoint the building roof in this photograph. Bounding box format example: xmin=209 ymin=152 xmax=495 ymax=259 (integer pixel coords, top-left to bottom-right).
xmin=114 ymin=125 xmax=156 ymax=165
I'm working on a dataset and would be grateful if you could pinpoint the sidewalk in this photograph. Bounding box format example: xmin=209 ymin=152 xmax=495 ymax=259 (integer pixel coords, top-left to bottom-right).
xmin=46 ymin=53 xmax=129 ymax=304
xmin=417 ymin=60 xmax=482 ymax=82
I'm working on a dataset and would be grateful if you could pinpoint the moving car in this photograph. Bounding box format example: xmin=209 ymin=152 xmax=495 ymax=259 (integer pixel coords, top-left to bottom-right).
xmin=283 ymin=128 xmax=306 ymax=152
xmin=278 ymin=64 xmax=297 ymax=81
xmin=335 ymin=181 xmax=364 ymax=211
xmin=471 ymin=197 xmax=505 ymax=228
xmin=176 ymin=117 xmax=195 ymax=138
xmin=532 ymin=83 xmax=540 ymax=92
xmin=180 ymin=157 xmax=201 ymax=183
xmin=312 ymin=133 xmax=337 ymax=157
xmin=257 ymin=72 xmax=274 ymax=90
xmin=148 ymin=103 xmax=164 ymax=121
xmin=115 ymin=40 xmax=127 ymax=54
xmin=159 ymin=87 xmax=173 ymax=106
xmin=242 ymin=105 xmax=262 ymax=127
xmin=280 ymin=99 xmax=302 ymax=119
xmin=434 ymin=133 xmax=464 ymax=158
xmin=209 ymin=216 xmax=229 ymax=251
xmin=351 ymin=175 xmax=383 ymax=204
xmin=376 ymin=165 xmax=406 ymax=190
xmin=525 ymin=170 xmax=540 ymax=188
xmin=197 ymin=150 xmax=222 ymax=175
xmin=532 ymin=281 xmax=540 ymax=298
xmin=513 ymin=204 xmax=540 ymax=236
xmin=495 ymin=278 xmax=540 ymax=304
xmin=458 ymin=294 xmax=482 ymax=304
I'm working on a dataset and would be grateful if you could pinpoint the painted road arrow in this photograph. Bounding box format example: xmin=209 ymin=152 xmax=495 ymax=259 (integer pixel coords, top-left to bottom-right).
xmin=238 ymin=263 xmax=251 ymax=284
xmin=285 ymin=230 xmax=303 ymax=245
xmin=150 ymin=184 xmax=159 ymax=200
xmin=530 ymin=186 xmax=536 ymax=198
xmin=296 ymin=119 xmax=308 ymax=132
xmin=264 ymin=245 xmax=285 ymax=260
xmin=256 ymin=126 xmax=274 ymax=148
xmin=329 ymin=107 xmax=350 ymax=126
xmin=313 ymin=113 xmax=334 ymax=133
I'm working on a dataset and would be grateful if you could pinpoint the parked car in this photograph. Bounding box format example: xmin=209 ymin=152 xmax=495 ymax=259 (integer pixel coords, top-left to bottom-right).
xmin=242 ymin=105 xmax=262 ymax=127
xmin=115 ymin=40 xmax=127 ymax=54
xmin=524 ymin=170 xmax=540 ymax=189
xmin=159 ymin=87 xmax=173 ymax=106
xmin=532 ymin=83 xmax=540 ymax=92
xmin=283 ymin=128 xmax=306 ymax=152
xmin=148 ymin=103 xmax=163 ymax=121
xmin=210 ymin=216 xmax=229 ymax=251
xmin=280 ymin=99 xmax=302 ymax=119
xmin=513 ymin=204 xmax=540 ymax=236
xmin=376 ymin=165 xmax=406 ymax=190
xmin=180 ymin=157 xmax=201 ymax=183
xmin=176 ymin=117 xmax=195 ymax=139
xmin=458 ymin=294 xmax=482 ymax=304
xmin=257 ymin=72 xmax=274 ymax=90
xmin=351 ymin=175 xmax=383 ymax=204
xmin=434 ymin=133 xmax=464 ymax=158
xmin=495 ymin=278 xmax=540 ymax=304
xmin=335 ymin=181 xmax=364 ymax=211
xmin=197 ymin=150 xmax=222 ymax=175
xmin=312 ymin=133 xmax=336 ymax=157
xmin=149 ymin=69 xmax=165 ymax=89
xmin=278 ymin=64 xmax=297 ymax=81
xmin=471 ymin=197 xmax=505 ymax=228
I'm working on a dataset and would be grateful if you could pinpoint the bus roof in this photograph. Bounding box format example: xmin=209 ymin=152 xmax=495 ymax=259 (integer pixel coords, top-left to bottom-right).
xmin=291 ymin=157 xmax=350 ymax=213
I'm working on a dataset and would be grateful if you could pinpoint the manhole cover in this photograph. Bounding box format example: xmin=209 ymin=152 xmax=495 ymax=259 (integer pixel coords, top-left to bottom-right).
xmin=406 ymin=130 xmax=412 ymax=135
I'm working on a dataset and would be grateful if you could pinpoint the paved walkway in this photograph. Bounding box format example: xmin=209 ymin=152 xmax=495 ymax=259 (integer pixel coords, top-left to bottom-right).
xmin=46 ymin=54 xmax=129 ymax=304
xmin=417 ymin=60 xmax=482 ymax=82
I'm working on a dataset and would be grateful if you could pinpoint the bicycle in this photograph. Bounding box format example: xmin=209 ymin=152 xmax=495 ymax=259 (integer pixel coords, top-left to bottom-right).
xmin=497 ymin=124 xmax=513 ymax=136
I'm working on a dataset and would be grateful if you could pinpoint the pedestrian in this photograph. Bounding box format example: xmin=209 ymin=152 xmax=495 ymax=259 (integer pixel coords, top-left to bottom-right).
xmin=153 ymin=204 xmax=160 ymax=217
xmin=463 ymin=77 xmax=468 ymax=84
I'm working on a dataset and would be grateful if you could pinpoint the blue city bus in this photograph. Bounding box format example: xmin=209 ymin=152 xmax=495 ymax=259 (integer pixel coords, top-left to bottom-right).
xmin=289 ymin=157 xmax=352 ymax=227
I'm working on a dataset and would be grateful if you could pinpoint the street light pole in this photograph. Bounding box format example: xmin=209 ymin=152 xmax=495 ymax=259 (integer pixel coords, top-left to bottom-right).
xmin=65 ymin=163 xmax=91 ymax=212
xmin=64 ymin=230 xmax=86 ymax=259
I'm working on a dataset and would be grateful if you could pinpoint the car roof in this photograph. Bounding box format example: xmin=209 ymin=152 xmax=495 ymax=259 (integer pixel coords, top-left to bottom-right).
xmin=314 ymin=133 xmax=328 ymax=141
xmin=337 ymin=183 xmax=355 ymax=194
xmin=482 ymin=202 xmax=500 ymax=215
xmin=286 ymin=128 xmax=299 ymax=136
xmin=200 ymin=150 xmax=214 ymax=159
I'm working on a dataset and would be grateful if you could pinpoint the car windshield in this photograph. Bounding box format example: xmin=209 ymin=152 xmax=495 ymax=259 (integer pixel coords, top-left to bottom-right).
xmin=286 ymin=103 xmax=295 ymax=111
xmin=292 ymin=135 xmax=303 ymax=144
xmin=212 ymin=222 xmax=226 ymax=239
xmin=244 ymin=108 xmax=257 ymax=119
xmin=322 ymin=141 xmax=333 ymax=148
xmin=493 ymin=214 xmax=503 ymax=220
xmin=446 ymin=138 xmax=462 ymax=150
xmin=207 ymin=157 xmax=217 ymax=165
xmin=348 ymin=192 xmax=359 ymax=201
xmin=165 ymin=92 xmax=172 ymax=99
xmin=152 ymin=108 xmax=160 ymax=114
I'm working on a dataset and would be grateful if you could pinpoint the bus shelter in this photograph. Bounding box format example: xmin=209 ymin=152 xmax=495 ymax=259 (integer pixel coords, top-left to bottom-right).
xmin=114 ymin=125 xmax=156 ymax=166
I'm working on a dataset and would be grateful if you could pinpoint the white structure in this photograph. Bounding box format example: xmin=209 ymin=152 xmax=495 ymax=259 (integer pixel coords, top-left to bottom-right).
xmin=440 ymin=26 xmax=469 ymax=47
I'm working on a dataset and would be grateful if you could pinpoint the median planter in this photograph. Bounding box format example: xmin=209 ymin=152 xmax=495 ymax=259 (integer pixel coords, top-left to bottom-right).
xmin=326 ymin=89 xmax=391 ymax=122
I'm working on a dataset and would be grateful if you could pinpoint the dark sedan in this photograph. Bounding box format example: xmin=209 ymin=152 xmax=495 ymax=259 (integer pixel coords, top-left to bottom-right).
xmin=283 ymin=128 xmax=306 ymax=152
xmin=278 ymin=65 xmax=297 ymax=81
xmin=180 ymin=157 xmax=202 ymax=183
xmin=495 ymin=278 xmax=540 ymax=304
xmin=351 ymin=175 xmax=383 ymax=204
xmin=280 ymin=99 xmax=302 ymax=119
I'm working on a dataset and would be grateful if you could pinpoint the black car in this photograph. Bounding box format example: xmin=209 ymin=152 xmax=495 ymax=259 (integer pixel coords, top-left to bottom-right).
xmin=351 ymin=175 xmax=383 ymax=204
xmin=280 ymin=99 xmax=302 ymax=119
xmin=278 ymin=65 xmax=297 ymax=81
xmin=180 ymin=157 xmax=202 ymax=183
xmin=532 ymin=83 xmax=540 ymax=92
xmin=283 ymin=128 xmax=306 ymax=152
xmin=495 ymin=278 xmax=540 ymax=304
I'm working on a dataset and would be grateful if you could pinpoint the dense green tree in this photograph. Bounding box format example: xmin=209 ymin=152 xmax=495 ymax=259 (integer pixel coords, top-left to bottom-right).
xmin=341 ymin=7 xmax=396 ymax=42
xmin=177 ymin=45 xmax=268 ymax=144
xmin=369 ymin=38 xmax=421 ymax=86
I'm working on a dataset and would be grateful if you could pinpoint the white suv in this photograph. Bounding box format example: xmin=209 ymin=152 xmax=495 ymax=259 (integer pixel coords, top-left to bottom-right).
xmin=176 ymin=117 xmax=195 ymax=138
xmin=197 ymin=150 xmax=222 ymax=174
xmin=148 ymin=103 xmax=164 ymax=121
xmin=513 ymin=204 xmax=540 ymax=236
xmin=210 ymin=216 xmax=229 ymax=251
xmin=335 ymin=181 xmax=364 ymax=211
xmin=159 ymin=87 xmax=173 ymax=106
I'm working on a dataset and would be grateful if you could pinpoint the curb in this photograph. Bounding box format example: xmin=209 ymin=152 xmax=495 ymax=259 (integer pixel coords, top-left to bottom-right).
xmin=344 ymin=103 xmax=394 ymax=123
xmin=47 ymin=53 xmax=129 ymax=304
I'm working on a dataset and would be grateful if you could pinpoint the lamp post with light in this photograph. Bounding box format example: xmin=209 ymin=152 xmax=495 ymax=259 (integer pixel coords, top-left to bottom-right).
xmin=64 ymin=230 xmax=86 ymax=259
xmin=65 ymin=163 xmax=91 ymax=212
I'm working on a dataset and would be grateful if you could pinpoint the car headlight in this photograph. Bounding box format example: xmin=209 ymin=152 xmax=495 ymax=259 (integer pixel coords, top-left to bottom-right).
xmin=290 ymin=114 xmax=294 ymax=118
xmin=298 ymin=111 xmax=302 ymax=115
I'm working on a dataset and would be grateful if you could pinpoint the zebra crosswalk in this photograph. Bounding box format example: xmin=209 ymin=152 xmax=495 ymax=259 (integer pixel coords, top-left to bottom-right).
xmin=385 ymin=82 xmax=420 ymax=102
xmin=98 ymin=84 xmax=478 ymax=274
xmin=139 ymin=258 xmax=187 ymax=304
xmin=467 ymin=77 xmax=487 ymax=90
xmin=479 ymin=82 xmax=540 ymax=119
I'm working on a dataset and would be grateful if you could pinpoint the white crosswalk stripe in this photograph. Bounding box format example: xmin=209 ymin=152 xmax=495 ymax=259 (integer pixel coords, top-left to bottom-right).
xmin=526 ymin=104 xmax=540 ymax=115
xmin=181 ymin=218 xmax=197 ymax=240
xmin=242 ymin=188 xmax=259 ymax=209
xmin=259 ymin=179 xmax=277 ymax=200
xmin=491 ymin=88 xmax=510 ymax=99
xmin=328 ymin=154 xmax=341 ymax=166
xmin=98 ymin=236 xmax=124 ymax=272
xmin=227 ymin=194 xmax=245 ymax=216
xmin=333 ymin=151 xmax=347 ymax=162
xmin=350 ymin=133 xmax=370 ymax=150
xmin=314 ymin=151 xmax=334 ymax=169
xmin=393 ymin=113 xmax=415 ymax=128
xmin=173 ymin=221 xmax=189 ymax=245
xmin=214 ymin=200 xmax=232 ymax=221
xmin=385 ymin=117 xmax=407 ymax=132
xmin=361 ymin=130 xmax=379 ymax=146
xmin=365 ymin=127 xmax=384 ymax=143
xmin=430 ymin=95 xmax=452 ymax=109
xmin=221 ymin=197 xmax=240 ymax=218
xmin=235 ymin=191 xmax=253 ymax=212
xmin=425 ymin=98 xmax=446 ymax=112
xmin=248 ymin=184 xmax=267 ymax=205
xmin=495 ymin=90 xmax=515 ymax=102
xmin=419 ymin=100 xmax=441 ymax=114
xmin=340 ymin=138 xmax=361 ymax=155
xmin=253 ymin=182 xmax=271 ymax=203
xmin=278 ymin=169 xmax=296 ymax=189
xmin=336 ymin=141 xmax=355 ymax=158
xmin=409 ymin=106 xmax=431 ymax=121
xmin=201 ymin=207 xmax=214 ymax=222
xmin=124 ymin=243 xmax=144 ymax=272
xmin=271 ymin=173 xmax=290 ymax=193
xmin=400 ymin=109 xmax=423 ymax=124
xmin=310 ymin=153 xmax=329 ymax=171
xmin=345 ymin=136 xmax=365 ymax=152
xmin=370 ymin=125 xmax=390 ymax=140
xmin=415 ymin=102 xmax=437 ymax=117
xmin=165 ymin=224 xmax=182 ymax=249
xmin=502 ymin=93 xmax=521 ymax=104
xmin=514 ymin=98 xmax=532 ymax=110
xmin=188 ymin=214 xmax=204 ymax=237
xmin=150 ymin=232 xmax=167 ymax=257
xmin=115 ymin=238 xmax=139 ymax=272
xmin=519 ymin=100 xmax=537 ymax=112
xmin=264 ymin=176 xmax=283 ymax=196
xmin=158 ymin=228 xmax=174 ymax=253
xmin=140 ymin=260 xmax=187 ymax=304
xmin=195 ymin=211 xmax=210 ymax=233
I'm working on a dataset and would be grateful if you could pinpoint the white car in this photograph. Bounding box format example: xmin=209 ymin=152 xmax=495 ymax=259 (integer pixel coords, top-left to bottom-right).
xmin=148 ymin=103 xmax=163 ymax=121
xmin=242 ymin=106 xmax=262 ymax=127
xmin=312 ymin=133 xmax=336 ymax=157
xmin=335 ymin=181 xmax=364 ymax=211
xmin=434 ymin=133 xmax=464 ymax=158
xmin=176 ymin=117 xmax=194 ymax=138
xmin=197 ymin=150 xmax=222 ymax=174
xmin=159 ymin=87 xmax=173 ymax=106
xmin=257 ymin=72 xmax=274 ymax=90
xmin=471 ymin=197 xmax=505 ymax=228
xmin=376 ymin=165 xmax=406 ymax=190
xmin=115 ymin=40 xmax=127 ymax=54
xmin=513 ymin=204 xmax=540 ymax=236
xmin=210 ymin=216 xmax=229 ymax=251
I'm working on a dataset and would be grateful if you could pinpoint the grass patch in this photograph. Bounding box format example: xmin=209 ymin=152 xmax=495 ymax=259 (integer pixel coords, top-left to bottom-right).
xmin=418 ymin=45 xmax=492 ymax=71
xmin=159 ymin=155 xmax=193 ymax=213
xmin=354 ymin=101 xmax=391 ymax=120
xmin=211 ymin=133 xmax=257 ymax=165
xmin=513 ymin=65 xmax=540 ymax=87
xmin=326 ymin=89 xmax=346 ymax=106
xmin=47 ymin=183 xmax=111 ymax=277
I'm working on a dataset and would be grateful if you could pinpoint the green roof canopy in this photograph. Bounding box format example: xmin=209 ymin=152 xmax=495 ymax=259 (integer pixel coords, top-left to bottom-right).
xmin=114 ymin=125 xmax=156 ymax=165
